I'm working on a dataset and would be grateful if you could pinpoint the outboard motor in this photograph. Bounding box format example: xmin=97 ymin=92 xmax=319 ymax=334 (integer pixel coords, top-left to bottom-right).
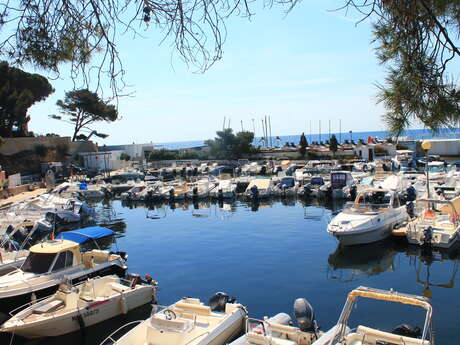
xmin=294 ymin=298 xmax=317 ymax=334
xmin=193 ymin=187 xmax=198 ymax=198
xmin=250 ymin=185 xmax=259 ymax=199
xmin=423 ymin=226 xmax=433 ymax=246
xmin=406 ymin=201 xmax=415 ymax=218
xmin=181 ymin=167 xmax=186 ymax=177
xmin=169 ymin=188 xmax=175 ymax=200
xmin=405 ymin=185 xmax=417 ymax=202
xmin=209 ymin=292 xmax=236 ymax=312
xmin=392 ymin=324 xmax=421 ymax=338
xmin=260 ymin=166 xmax=267 ymax=175
xmin=303 ymin=185 xmax=311 ymax=197
xmin=218 ymin=188 xmax=224 ymax=200
xmin=349 ymin=185 xmax=357 ymax=201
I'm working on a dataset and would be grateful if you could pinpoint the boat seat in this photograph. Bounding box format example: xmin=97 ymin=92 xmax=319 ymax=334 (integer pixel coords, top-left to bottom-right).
xmin=110 ymin=282 xmax=130 ymax=293
xmin=352 ymin=326 xmax=430 ymax=345
xmin=33 ymin=299 xmax=64 ymax=314
xmin=174 ymin=302 xmax=211 ymax=316
xmin=149 ymin=316 xmax=194 ymax=333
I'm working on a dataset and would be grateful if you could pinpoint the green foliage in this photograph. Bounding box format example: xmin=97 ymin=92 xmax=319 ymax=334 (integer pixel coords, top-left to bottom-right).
xmin=0 ymin=61 xmax=54 ymax=137
xmin=396 ymin=143 xmax=409 ymax=150
xmin=370 ymin=0 xmax=460 ymax=135
xmin=34 ymin=144 xmax=48 ymax=157
xmin=299 ymin=133 xmax=307 ymax=157
xmin=54 ymin=89 xmax=118 ymax=141
xmin=119 ymin=153 xmax=131 ymax=161
xmin=205 ymin=129 xmax=256 ymax=159
xmin=329 ymin=134 xmax=338 ymax=155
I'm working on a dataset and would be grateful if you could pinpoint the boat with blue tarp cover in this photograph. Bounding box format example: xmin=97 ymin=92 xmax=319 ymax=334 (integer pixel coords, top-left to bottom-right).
xmin=56 ymin=226 xmax=115 ymax=243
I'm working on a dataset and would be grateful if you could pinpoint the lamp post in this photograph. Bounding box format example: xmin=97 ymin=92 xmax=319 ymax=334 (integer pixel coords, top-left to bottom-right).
xmin=422 ymin=140 xmax=432 ymax=198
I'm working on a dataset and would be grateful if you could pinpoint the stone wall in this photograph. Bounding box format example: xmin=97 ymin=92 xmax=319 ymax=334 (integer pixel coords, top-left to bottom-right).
xmin=0 ymin=137 xmax=97 ymax=156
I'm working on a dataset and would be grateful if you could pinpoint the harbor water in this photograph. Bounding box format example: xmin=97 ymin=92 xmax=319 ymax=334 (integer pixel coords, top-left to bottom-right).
xmin=6 ymin=198 xmax=460 ymax=345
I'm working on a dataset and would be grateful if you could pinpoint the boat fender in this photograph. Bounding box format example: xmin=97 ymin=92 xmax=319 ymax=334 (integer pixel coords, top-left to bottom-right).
xmin=31 ymin=292 xmax=37 ymax=304
xmin=120 ymin=294 xmax=128 ymax=314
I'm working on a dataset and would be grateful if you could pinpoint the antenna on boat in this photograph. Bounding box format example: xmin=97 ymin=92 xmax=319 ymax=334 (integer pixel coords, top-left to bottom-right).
xmin=222 ymin=117 xmax=226 ymax=131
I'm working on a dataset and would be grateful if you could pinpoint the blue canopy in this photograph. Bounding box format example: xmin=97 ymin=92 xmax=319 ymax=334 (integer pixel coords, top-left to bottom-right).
xmin=56 ymin=226 xmax=115 ymax=244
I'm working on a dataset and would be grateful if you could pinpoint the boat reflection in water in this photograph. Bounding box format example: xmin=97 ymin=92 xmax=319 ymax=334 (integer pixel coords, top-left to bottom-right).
xmin=327 ymin=239 xmax=398 ymax=281
xmin=405 ymin=245 xmax=460 ymax=298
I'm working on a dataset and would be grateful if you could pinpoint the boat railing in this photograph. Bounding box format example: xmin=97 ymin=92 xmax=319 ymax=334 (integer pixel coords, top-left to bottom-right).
xmin=8 ymin=294 xmax=53 ymax=317
xmin=99 ymin=320 xmax=144 ymax=345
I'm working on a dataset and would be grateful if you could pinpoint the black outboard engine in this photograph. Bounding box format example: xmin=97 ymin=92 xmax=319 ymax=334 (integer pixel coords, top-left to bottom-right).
xmin=392 ymin=324 xmax=422 ymax=338
xmin=423 ymin=226 xmax=433 ymax=246
xmin=405 ymin=185 xmax=417 ymax=202
xmin=294 ymin=298 xmax=317 ymax=333
xmin=406 ymin=201 xmax=415 ymax=218
xmin=209 ymin=292 xmax=236 ymax=312
xmin=250 ymin=185 xmax=259 ymax=199
xmin=169 ymin=188 xmax=175 ymax=200
xmin=349 ymin=185 xmax=357 ymax=201
xmin=303 ymin=185 xmax=311 ymax=197
xmin=193 ymin=187 xmax=198 ymax=198
xmin=218 ymin=188 xmax=224 ymax=200
xmin=260 ymin=166 xmax=267 ymax=175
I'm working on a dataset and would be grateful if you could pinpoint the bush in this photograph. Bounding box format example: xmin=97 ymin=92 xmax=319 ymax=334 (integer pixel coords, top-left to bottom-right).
xmin=56 ymin=143 xmax=69 ymax=158
xmin=120 ymin=152 xmax=131 ymax=161
xmin=34 ymin=144 xmax=48 ymax=157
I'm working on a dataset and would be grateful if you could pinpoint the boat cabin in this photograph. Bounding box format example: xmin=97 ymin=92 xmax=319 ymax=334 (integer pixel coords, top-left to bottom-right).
xmin=21 ymin=240 xmax=81 ymax=274
xmin=331 ymin=171 xmax=354 ymax=190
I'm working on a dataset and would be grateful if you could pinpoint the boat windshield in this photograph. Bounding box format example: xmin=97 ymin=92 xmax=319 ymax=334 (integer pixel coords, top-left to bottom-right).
xmin=346 ymin=191 xmax=391 ymax=213
xmin=428 ymin=165 xmax=445 ymax=173
xmin=21 ymin=252 xmax=56 ymax=274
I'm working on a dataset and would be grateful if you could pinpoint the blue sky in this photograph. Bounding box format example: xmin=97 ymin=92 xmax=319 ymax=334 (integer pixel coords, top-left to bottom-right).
xmin=28 ymin=0 xmax=390 ymax=145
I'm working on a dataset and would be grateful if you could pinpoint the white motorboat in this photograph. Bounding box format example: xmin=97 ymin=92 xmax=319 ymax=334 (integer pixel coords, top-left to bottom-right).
xmin=405 ymin=198 xmax=460 ymax=249
xmin=186 ymin=179 xmax=217 ymax=199
xmin=0 ymin=236 xmax=127 ymax=312
xmin=210 ymin=180 xmax=237 ymax=199
xmin=102 ymin=292 xmax=247 ymax=345
xmin=320 ymin=286 xmax=433 ymax=345
xmin=1 ymin=274 xmax=158 ymax=338
xmin=328 ymin=189 xmax=408 ymax=245
xmin=229 ymin=299 xmax=332 ymax=345
xmin=273 ymin=177 xmax=298 ymax=197
xmin=244 ymin=179 xmax=273 ymax=200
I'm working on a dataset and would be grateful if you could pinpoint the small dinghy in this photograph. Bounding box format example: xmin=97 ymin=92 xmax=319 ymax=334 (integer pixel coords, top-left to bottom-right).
xmin=1 ymin=274 xmax=158 ymax=338
xmin=102 ymin=292 xmax=247 ymax=345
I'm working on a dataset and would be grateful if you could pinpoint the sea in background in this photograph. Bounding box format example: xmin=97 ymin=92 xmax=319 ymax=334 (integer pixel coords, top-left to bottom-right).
xmin=155 ymin=128 xmax=460 ymax=150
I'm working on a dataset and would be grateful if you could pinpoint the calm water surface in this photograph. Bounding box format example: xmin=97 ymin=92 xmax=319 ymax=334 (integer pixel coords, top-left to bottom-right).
xmin=7 ymin=199 xmax=460 ymax=345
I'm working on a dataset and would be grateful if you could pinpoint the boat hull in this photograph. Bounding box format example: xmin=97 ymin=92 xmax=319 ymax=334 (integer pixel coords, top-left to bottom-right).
xmin=333 ymin=223 xmax=394 ymax=246
xmin=5 ymin=286 xmax=154 ymax=338
xmin=0 ymin=263 xmax=127 ymax=315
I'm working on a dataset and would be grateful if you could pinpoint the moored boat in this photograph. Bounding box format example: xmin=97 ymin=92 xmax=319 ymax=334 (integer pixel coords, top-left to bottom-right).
xmin=102 ymin=292 xmax=247 ymax=345
xmin=1 ymin=274 xmax=158 ymax=338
